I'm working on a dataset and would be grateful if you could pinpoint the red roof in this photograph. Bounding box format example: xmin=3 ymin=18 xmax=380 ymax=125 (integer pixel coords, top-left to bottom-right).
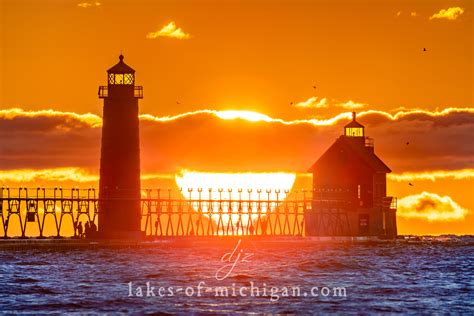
xmin=308 ymin=136 xmax=391 ymax=173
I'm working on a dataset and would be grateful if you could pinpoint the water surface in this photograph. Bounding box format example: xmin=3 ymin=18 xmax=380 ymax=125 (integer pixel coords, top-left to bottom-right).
xmin=0 ymin=238 xmax=473 ymax=314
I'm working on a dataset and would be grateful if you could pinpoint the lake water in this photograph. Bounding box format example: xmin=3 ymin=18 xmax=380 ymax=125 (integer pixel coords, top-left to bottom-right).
xmin=0 ymin=237 xmax=473 ymax=314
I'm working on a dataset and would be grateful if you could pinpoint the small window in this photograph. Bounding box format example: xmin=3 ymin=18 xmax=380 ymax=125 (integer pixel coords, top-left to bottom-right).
xmin=357 ymin=184 xmax=361 ymax=199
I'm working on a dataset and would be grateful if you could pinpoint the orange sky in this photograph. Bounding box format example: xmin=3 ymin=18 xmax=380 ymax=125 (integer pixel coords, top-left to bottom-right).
xmin=1 ymin=0 xmax=472 ymax=116
xmin=0 ymin=0 xmax=473 ymax=235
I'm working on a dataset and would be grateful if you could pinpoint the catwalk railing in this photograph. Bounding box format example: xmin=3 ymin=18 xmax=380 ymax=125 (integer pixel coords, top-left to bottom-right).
xmin=0 ymin=187 xmax=321 ymax=238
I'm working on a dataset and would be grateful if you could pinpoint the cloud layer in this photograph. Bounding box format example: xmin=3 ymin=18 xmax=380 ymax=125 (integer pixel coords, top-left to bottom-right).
xmin=1 ymin=107 xmax=473 ymax=173
xmin=146 ymin=22 xmax=190 ymax=39
xmin=388 ymin=169 xmax=474 ymax=182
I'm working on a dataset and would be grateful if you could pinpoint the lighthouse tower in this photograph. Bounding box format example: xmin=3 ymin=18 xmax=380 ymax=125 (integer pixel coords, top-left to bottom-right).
xmin=98 ymin=55 xmax=143 ymax=239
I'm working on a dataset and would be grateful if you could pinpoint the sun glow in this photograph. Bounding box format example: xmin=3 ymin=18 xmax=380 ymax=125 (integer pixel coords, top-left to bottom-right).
xmin=214 ymin=110 xmax=273 ymax=122
xmin=175 ymin=170 xmax=296 ymax=233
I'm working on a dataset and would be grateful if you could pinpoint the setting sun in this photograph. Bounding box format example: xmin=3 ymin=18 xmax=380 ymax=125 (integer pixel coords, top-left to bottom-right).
xmin=175 ymin=170 xmax=296 ymax=232
xmin=175 ymin=170 xmax=296 ymax=198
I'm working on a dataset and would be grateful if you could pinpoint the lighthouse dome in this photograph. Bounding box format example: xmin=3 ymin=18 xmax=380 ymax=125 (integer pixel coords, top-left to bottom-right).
xmin=107 ymin=54 xmax=135 ymax=74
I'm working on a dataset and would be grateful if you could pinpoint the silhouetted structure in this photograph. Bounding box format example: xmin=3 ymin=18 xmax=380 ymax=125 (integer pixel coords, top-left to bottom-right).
xmin=306 ymin=112 xmax=397 ymax=238
xmin=98 ymin=55 xmax=144 ymax=239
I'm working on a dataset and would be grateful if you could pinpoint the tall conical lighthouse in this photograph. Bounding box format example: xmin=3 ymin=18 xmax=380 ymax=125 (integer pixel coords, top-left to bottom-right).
xmin=98 ymin=55 xmax=143 ymax=239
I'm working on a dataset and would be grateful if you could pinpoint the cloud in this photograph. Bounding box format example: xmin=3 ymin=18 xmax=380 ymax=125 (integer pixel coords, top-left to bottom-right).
xmin=0 ymin=108 xmax=102 ymax=128
xmin=398 ymin=192 xmax=468 ymax=221
xmin=146 ymin=22 xmax=190 ymax=40
xmin=0 ymin=108 xmax=101 ymax=170
xmin=1 ymin=107 xmax=473 ymax=173
xmin=395 ymin=11 xmax=417 ymax=18
xmin=0 ymin=168 xmax=98 ymax=183
xmin=294 ymin=97 xmax=328 ymax=108
xmin=4 ymin=166 xmax=472 ymax=187
xmin=388 ymin=169 xmax=474 ymax=182
xmin=0 ymin=167 xmax=175 ymax=184
xmin=336 ymin=100 xmax=366 ymax=109
xmin=77 ymin=2 xmax=101 ymax=8
xmin=4 ymin=107 xmax=472 ymax=129
xmin=356 ymin=107 xmax=474 ymax=123
xmin=430 ymin=7 xmax=464 ymax=20
xmin=293 ymin=97 xmax=365 ymax=110
xmin=140 ymin=109 xmax=349 ymax=126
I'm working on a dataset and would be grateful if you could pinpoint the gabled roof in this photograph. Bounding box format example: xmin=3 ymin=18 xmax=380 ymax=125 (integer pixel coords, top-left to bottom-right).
xmin=308 ymin=136 xmax=391 ymax=173
xmin=107 ymin=55 xmax=135 ymax=74
xmin=345 ymin=120 xmax=364 ymax=128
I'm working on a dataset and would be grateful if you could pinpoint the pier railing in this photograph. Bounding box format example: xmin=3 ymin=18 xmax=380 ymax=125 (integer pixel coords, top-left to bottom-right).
xmin=0 ymin=187 xmax=391 ymax=238
xmin=141 ymin=198 xmax=308 ymax=237
xmin=0 ymin=187 xmax=318 ymax=238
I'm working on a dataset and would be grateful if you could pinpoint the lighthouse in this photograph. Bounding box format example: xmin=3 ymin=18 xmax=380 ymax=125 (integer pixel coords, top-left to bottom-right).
xmin=306 ymin=112 xmax=397 ymax=238
xmin=98 ymin=55 xmax=143 ymax=239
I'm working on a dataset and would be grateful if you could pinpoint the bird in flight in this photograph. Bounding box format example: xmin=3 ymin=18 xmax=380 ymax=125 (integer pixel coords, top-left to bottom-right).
xmin=290 ymin=102 xmax=294 ymax=105
xmin=409 ymin=182 xmax=414 ymax=186
xmin=176 ymin=101 xmax=180 ymax=104
xmin=406 ymin=141 xmax=410 ymax=145
xmin=313 ymin=86 xmax=317 ymax=89
xmin=423 ymin=48 xmax=427 ymax=52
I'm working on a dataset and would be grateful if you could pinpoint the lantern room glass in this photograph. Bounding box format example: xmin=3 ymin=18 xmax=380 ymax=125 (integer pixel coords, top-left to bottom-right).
xmin=108 ymin=73 xmax=134 ymax=85
xmin=345 ymin=127 xmax=364 ymax=137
